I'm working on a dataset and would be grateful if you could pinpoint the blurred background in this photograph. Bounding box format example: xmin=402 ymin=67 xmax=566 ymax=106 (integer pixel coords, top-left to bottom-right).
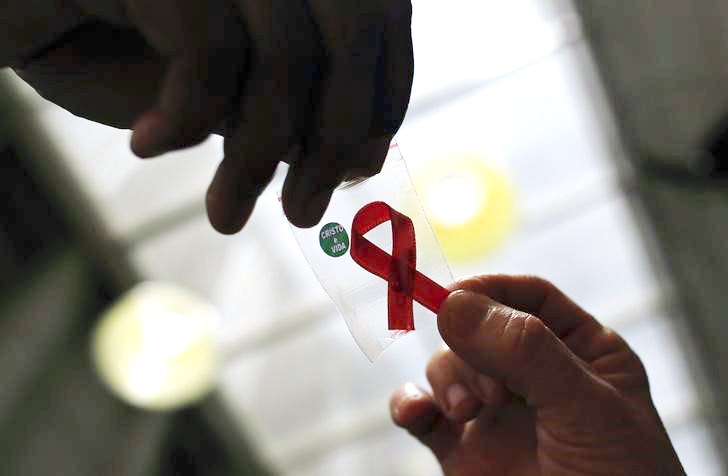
xmin=1 ymin=0 xmax=728 ymax=474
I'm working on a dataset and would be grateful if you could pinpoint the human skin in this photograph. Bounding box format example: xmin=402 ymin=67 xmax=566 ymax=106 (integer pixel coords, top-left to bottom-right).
xmin=391 ymin=275 xmax=686 ymax=476
xmin=3 ymin=0 xmax=414 ymax=232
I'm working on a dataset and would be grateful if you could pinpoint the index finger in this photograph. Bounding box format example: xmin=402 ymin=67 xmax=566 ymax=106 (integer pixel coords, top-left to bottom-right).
xmin=125 ymin=0 xmax=248 ymax=157
xmin=281 ymin=0 xmax=413 ymax=228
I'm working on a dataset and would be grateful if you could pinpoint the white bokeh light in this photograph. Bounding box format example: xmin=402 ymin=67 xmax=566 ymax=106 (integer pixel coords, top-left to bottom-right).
xmin=92 ymin=282 xmax=220 ymax=410
xmin=425 ymin=175 xmax=485 ymax=227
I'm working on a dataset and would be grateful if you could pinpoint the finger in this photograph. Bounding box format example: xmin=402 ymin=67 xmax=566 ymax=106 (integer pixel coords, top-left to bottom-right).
xmin=390 ymin=383 xmax=462 ymax=462
xmin=126 ymin=0 xmax=248 ymax=157
xmin=427 ymin=346 xmax=512 ymax=424
xmin=426 ymin=347 xmax=482 ymax=423
xmin=336 ymin=0 xmax=414 ymax=183
xmin=281 ymin=137 xmax=391 ymax=228
xmin=451 ymin=275 xmax=608 ymax=361
xmin=281 ymin=1 xmax=385 ymax=228
xmin=438 ymin=290 xmax=602 ymax=414
xmin=339 ymin=136 xmax=392 ymax=182
xmin=212 ymin=0 xmax=321 ymax=233
xmin=369 ymin=0 xmax=413 ymax=139
xmin=284 ymin=0 xmax=412 ymax=192
xmin=205 ymin=150 xmax=280 ymax=234
xmin=130 ymin=46 xmax=245 ymax=157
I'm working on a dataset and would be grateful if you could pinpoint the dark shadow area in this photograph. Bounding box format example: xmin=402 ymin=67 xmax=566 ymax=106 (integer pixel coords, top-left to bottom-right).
xmin=0 ymin=133 xmax=271 ymax=475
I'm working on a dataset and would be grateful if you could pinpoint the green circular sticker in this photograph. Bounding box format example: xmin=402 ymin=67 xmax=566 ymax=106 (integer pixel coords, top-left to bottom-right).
xmin=319 ymin=222 xmax=349 ymax=257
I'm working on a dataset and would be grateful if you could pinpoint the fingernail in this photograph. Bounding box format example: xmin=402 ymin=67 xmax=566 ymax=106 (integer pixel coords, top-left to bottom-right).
xmin=445 ymin=383 xmax=470 ymax=414
xmin=440 ymin=290 xmax=491 ymax=341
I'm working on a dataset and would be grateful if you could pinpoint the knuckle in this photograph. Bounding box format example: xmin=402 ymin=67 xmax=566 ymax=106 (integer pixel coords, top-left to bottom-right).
xmin=499 ymin=309 xmax=549 ymax=367
xmin=593 ymin=327 xmax=651 ymax=389
xmin=523 ymin=275 xmax=558 ymax=294
xmin=602 ymin=328 xmax=645 ymax=374
xmin=600 ymin=327 xmax=628 ymax=351
xmin=611 ymin=336 xmax=649 ymax=382
xmin=628 ymin=351 xmax=649 ymax=383
xmin=451 ymin=276 xmax=486 ymax=293
xmin=521 ymin=313 xmax=550 ymax=351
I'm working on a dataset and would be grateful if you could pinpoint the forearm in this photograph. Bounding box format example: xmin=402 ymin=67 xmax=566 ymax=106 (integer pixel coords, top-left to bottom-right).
xmin=1 ymin=0 xmax=85 ymax=67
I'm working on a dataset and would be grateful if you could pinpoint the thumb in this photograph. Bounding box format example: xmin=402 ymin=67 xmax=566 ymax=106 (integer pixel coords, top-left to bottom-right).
xmin=438 ymin=290 xmax=597 ymax=411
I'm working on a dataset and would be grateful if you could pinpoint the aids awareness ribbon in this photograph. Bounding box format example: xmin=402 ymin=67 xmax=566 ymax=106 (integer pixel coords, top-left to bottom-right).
xmin=350 ymin=201 xmax=450 ymax=331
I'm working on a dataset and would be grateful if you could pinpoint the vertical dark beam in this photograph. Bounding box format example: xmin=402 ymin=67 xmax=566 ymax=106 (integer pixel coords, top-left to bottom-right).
xmin=0 ymin=245 xmax=171 ymax=476
xmin=0 ymin=73 xmax=139 ymax=292
xmin=0 ymin=73 xmax=276 ymax=475
xmin=153 ymin=395 xmax=278 ymax=476
xmin=576 ymin=0 xmax=728 ymax=451
xmin=577 ymin=1 xmax=728 ymax=161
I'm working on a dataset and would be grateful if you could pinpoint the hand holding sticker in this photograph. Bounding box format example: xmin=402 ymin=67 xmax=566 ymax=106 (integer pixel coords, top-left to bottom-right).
xmin=289 ymin=143 xmax=453 ymax=361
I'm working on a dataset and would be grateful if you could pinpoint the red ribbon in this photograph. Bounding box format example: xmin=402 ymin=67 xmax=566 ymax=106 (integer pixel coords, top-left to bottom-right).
xmin=350 ymin=201 xmax=450 ymax=331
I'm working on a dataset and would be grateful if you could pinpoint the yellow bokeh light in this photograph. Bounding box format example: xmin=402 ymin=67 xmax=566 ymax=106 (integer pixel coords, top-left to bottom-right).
xmin=91 ymin=282 xmax=219 ymax=411
xmin=414 ymin=155 xmax=516 ymax=262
